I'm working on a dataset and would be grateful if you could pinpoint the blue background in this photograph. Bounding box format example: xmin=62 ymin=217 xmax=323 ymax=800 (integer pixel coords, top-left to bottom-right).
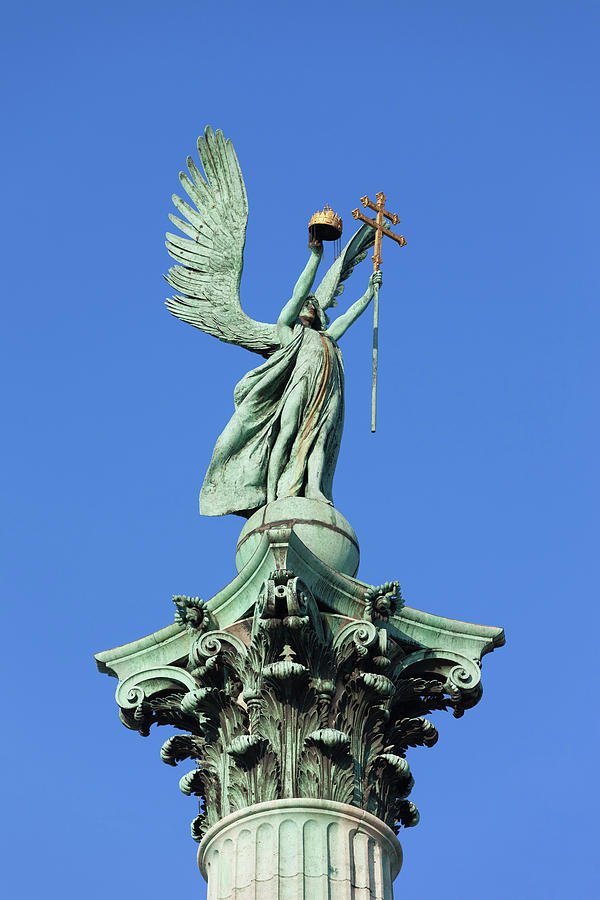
xmin=2 ymin=2 xmax=598 ymax=896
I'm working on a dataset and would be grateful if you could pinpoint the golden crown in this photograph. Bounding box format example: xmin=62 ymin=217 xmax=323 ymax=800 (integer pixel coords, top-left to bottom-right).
xmin=308 ymin=204 xmax=343 ymax=241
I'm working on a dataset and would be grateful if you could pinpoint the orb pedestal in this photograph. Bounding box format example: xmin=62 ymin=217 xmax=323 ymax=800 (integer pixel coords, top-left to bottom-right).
xmin=236 ymin=497 xmax=360 ymax=577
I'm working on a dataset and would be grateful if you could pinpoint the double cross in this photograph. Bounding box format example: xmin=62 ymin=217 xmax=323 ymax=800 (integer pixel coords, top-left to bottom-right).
xmin=352 ymin=192 xmax=407 ymax=271
xmin=351 ymin=193 xmax=407 ymax=432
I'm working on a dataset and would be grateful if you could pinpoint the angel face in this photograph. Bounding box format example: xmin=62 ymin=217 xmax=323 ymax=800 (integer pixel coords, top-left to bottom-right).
xmin=299 ymin=294 xmax=327 ymax=331
xmin=299 ymin=302 xmax=317 ymax=328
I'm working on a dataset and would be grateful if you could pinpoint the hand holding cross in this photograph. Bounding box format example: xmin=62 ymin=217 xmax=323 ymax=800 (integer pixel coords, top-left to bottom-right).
xmin=351 ymin=192 xmax=407 ymax=432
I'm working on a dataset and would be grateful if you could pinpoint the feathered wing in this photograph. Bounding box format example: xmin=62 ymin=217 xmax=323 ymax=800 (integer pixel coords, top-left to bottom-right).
xmin=313 ymin=224 xmax=375 ymax=311
xmin=165 ymin=127 xmax=278 ymax=356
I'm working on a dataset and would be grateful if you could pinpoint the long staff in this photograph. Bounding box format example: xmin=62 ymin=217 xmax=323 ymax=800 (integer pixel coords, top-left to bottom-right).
xmin=371 ymin=262 xmax=381 ymax=433
xmin=351 ymin=192 xmax=407 ymax=433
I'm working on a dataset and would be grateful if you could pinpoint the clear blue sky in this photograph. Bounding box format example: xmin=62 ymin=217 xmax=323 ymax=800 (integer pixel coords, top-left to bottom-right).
xmin=2 ymin=2 xmax=598 ymax=897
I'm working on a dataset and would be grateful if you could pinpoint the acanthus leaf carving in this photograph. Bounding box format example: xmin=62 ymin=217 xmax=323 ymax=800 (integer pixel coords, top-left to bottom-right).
xmin=161 ymin=734 xmax=207 ymax=767
xmin=110 ymin=573 xmax=494 ymax=841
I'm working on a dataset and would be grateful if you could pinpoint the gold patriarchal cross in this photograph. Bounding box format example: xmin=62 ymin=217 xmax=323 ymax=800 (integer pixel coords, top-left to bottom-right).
xmin=352 ymin=192 xmax=407 ymax=432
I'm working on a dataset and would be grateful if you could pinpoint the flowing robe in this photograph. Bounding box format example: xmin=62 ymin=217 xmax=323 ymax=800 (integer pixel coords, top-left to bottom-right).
xmin=199 ymin=324 xmax=344 ymax=517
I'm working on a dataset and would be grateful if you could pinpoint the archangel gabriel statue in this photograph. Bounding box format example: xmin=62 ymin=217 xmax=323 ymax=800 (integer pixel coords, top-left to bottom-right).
xmin=165 ymin=127 xmax=380 ymax=518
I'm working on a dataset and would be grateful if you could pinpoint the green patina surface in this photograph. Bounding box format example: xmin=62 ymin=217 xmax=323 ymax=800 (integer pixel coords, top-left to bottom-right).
xmin=96 ymin=514 xmax=503 ymax=843
xmin=164 ymin=127 xmax=380 ymax=517
xmin=95 ymin=127 xmax=505 ymax=894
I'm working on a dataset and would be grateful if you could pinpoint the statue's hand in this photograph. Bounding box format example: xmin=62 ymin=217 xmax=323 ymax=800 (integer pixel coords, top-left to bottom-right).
xmin=308 ymin=234 xmax=324 ymax=254
xmin=368 ymin=271 xmax=383 ymax=295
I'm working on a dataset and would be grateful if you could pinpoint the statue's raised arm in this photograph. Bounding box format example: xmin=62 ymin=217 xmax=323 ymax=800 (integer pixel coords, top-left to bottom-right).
xmin=277 ymin=241 xmax=324 ymax=346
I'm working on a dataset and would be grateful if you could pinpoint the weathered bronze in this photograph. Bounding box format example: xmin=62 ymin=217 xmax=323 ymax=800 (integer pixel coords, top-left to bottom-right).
xmin=165 ymin=128 xmax=382 ymax=516
xmin=96 ymin=522 xmax=503 ymax=896
xmin=95 ymin=127 xmax=503 ymax=900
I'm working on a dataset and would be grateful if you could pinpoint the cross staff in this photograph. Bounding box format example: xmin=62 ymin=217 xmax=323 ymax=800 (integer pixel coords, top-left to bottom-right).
xmin=352 ymin=192 xmax=407 ymax=432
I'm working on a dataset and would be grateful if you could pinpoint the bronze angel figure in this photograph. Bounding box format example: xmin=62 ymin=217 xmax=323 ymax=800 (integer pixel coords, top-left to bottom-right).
xmin=165 ymin=127 xmax=381 ymax=518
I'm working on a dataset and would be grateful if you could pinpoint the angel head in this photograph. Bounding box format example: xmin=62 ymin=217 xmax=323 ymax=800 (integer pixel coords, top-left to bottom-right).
xmin=299 ymin=294 xmax=329 ymax=331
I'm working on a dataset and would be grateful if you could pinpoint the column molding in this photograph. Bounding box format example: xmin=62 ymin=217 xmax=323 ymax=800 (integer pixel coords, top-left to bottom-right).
xmin=198 ymin=798 xmax=402 ymax=900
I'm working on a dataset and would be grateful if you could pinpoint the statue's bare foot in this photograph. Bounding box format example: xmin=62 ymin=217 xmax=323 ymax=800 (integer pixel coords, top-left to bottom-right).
xmin=306 ymin=490 xmax=333 ymax=506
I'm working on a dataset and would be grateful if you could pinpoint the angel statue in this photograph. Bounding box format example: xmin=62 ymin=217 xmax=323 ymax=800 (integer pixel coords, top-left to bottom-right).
xmin=165 ymin=127 xmax=381 ymax=518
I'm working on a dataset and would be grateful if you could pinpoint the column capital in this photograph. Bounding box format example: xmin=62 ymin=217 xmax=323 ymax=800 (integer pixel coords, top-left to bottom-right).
xmin=96 ymin=525 xmax=503 ymax=850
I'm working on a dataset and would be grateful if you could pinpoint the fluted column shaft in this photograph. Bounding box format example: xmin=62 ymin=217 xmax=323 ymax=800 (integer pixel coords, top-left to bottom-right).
xmin=198 ymin=798 xmax=402 ymax=900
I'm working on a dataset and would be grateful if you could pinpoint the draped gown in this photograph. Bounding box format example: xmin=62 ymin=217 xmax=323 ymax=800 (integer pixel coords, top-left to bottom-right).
xmin=199 ymin=323 xmax=344 ymax=517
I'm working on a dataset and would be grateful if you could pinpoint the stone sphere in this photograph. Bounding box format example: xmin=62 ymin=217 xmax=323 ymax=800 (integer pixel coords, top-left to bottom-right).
xmin=235 ymin=497 xmax=360 ymax=577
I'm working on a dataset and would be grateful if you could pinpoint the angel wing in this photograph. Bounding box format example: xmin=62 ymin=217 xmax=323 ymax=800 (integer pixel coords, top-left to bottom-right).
xmin=165 ymin=127 xmax=279 ymax=357
xmin=314 ymin=224 xmax=376 ymax=312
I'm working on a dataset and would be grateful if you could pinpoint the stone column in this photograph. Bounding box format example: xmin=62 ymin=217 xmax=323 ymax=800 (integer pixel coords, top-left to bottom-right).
xmin=96 ymin=510 xmax=504 ymax=899
xmin=198 ymin=798 xmax=402 ymax=900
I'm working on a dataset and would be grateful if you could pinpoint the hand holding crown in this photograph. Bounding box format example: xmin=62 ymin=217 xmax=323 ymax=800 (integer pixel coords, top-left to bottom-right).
xmin=308 ymin=205 xmax=343 ymax=250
